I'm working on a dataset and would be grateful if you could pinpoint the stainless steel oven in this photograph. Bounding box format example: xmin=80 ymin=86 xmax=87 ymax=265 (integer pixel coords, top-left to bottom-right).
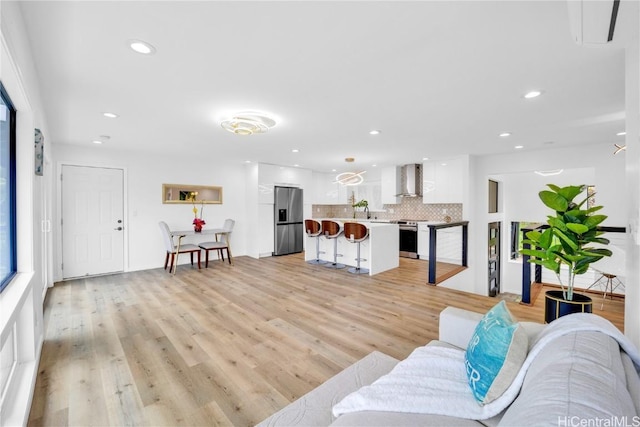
xmin=395 ymin=220 xmax=419 ymax=259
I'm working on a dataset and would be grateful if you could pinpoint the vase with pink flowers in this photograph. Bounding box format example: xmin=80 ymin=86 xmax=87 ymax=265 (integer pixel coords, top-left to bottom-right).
xmin=192 ymin=202 xmax=206 ymax=232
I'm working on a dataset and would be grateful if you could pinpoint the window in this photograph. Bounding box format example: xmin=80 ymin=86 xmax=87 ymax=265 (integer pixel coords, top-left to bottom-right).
xmin=510 ymin=221 xmax=539 ymax=260
xmin=0 ymin=82 xmax=17 ymax=292
xmin=488 ymin=180 xmax=499 ymax=213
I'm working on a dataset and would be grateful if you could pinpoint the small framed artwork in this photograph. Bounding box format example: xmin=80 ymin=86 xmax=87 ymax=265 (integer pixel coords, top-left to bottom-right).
xmin=34 ymin=128 xmax=44 ymax=176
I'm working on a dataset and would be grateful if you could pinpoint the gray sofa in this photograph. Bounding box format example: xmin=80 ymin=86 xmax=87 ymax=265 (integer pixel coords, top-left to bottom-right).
xmin=258 ymin=307 xmax=640 ymax=426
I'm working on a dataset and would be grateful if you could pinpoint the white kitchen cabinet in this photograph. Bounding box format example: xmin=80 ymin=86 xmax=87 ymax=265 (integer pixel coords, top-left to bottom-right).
xmin=381 ymin=166 xmax=400 ymax=204
xmin=312 ymin=172 xmax=338 ymax=204
xmin=258 ymin=164 xmax=312 ymax=204
xmin=422 ymin=157 xmax=465 ymax=204
xmin=417 ymin=223 xmax=431 ymax=258
xmin=353 ymin=180 xmax=382 ymax=211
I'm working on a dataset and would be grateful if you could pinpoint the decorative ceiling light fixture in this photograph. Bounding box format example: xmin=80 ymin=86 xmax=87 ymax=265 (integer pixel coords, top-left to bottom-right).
xmin=613 ymin=144 xmax=627 ymax=154
xmin=335 ymin=157 xmax=366 ymax=186
xmin=335 ymin=171 xmax=367 ymax=186
xmin=534 ymin=169 xmax=564 ymax=177
xmin=221 ymin=112 xmax=276 ymax=135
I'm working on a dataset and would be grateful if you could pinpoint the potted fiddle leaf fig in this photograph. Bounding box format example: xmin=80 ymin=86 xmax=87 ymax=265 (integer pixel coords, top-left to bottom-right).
xmin=520 ymin=184 xmax=612 ymax=322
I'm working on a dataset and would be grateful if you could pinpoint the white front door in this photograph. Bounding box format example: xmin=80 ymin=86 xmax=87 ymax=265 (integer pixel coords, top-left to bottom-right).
xmin=61 ymin=165 xmax=124 ymax=278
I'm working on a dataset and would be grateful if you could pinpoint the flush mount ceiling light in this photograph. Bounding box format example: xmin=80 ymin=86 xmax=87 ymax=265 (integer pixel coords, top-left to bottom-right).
xmin=221 ymin=112 xmax=276 ymax=135
xmin=369 ymin=130 xmax=381 ymax=135
xmin=499 ymin=132 xmax=512 ymax=137
xmin=102 ymin=112 xmax=119 ymax=118
xmin=128 ymin=39 xmax=156 ymax=55
xmin=535 ymin=169 xmax=564 ymax=177
xmin=617 ymin=131 xmax=627 ymax=136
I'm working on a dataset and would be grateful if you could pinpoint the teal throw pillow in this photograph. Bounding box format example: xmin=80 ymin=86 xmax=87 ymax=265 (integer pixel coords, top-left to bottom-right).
xmin=464 ymin=300 xmax=528 ymax=405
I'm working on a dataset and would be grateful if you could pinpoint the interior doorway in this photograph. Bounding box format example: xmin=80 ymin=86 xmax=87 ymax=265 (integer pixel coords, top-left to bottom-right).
xmin=61 ymin=165 xmax=124 ymax=278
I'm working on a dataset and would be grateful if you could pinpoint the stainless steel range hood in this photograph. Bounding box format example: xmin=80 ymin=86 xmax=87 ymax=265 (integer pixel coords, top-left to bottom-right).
xmin=395 ymin=164 xmax=422 ymax=197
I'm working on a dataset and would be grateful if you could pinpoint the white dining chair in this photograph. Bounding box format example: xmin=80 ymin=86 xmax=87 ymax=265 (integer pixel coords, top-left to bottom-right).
xmin=199 ymin=219 xmax=235 ymax=267
xmin=158 ymin=221 xmax=201 ymax=273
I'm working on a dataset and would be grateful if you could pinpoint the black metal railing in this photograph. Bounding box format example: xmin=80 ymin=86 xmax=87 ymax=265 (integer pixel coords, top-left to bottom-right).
xmin=520 ymin=224 xmax=626 ymax=304
xmin=427 ymin=221 xmax=469 ymax=284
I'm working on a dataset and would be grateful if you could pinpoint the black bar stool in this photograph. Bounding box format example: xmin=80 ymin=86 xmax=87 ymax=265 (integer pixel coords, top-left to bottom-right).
xmin=321 ymin=220 xmax=345 ymax=269
xmin=305 ymin=219 xmax=327 ymax=265
xmin=344 ymin=222 xmax=369 ymax=274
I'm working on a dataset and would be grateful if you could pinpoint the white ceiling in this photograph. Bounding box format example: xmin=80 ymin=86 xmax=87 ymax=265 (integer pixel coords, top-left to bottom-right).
xmin=16 ymin=1 xmax=633 ymax=174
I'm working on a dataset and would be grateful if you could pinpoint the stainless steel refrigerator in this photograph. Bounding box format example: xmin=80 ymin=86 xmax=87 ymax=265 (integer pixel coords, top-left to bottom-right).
xmin=274 ymin=186 xmax=304 ymax=256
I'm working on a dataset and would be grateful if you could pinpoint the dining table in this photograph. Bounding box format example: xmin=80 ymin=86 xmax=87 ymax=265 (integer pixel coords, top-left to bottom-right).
xmin=170 ymin=227 xmax=231 ymax=274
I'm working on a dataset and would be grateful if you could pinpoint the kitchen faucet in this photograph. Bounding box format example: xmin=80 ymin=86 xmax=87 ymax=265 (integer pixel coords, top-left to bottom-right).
xmin=364 ymin=206 xmax=371 ymax=219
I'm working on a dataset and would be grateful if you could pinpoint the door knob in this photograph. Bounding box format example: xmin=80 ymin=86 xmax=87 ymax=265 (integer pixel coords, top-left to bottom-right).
xmin=114 ymin=227 xmax=123 ymax=231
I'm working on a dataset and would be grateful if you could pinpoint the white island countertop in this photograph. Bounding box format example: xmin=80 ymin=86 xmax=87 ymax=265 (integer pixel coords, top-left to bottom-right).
xmin=304 ymin=219 xmax=399 ymax=275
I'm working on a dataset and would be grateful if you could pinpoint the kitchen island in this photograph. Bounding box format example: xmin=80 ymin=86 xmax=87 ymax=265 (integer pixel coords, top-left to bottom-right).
xmin=304 ymin=220 xmax=399 ymax=275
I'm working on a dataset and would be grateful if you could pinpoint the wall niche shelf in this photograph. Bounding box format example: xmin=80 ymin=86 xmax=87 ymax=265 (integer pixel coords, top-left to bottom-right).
xmin=162 ymin=184 xmax=223 ymax=204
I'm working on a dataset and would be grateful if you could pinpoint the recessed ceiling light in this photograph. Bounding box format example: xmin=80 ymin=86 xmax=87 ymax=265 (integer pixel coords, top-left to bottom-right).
xmin=535 ymin=169 xmax=564 ymax=177
xmin=617 ymin=131 xmax=626 ymax=136
xmin=294 ymin=164 xmax=300 ymax=167
xmin=499 ymin=132 xmax=512 ymax=137
xmin=292 ymin=149 xmax=299 ymax=153
xmin=102 ymin=112 xmax=118 ymax=118
xmin=244 ymin=160 xmax=251 ymax=163
xmin=331 ymin=169 xmax=337 ymax=172
xmin=372 ymin=164 xmax=377 ymax=167
xmin=422 ymin=157 xmax=429 ymax=161
xmin=92 ymin=135 xmax=110 ymax=145
xmin=369 ymin=130 xmax=381 ymax=135
xmin=515 ymin=145 xmax=524 ymax=149
xmin=523 ymin=90 xmax=543 ymax=99
xmin=441 ymin=163 xmax=448 ymax=166
xmin=128 ymin=39 xmax=156 ymax=55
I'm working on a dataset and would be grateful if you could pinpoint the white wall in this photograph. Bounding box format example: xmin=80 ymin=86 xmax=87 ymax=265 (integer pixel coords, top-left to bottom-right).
xmin=0 ymin=2 xmax=52 ymax=425
xmin=51 ymin=144 xmax=249 ymax=276
xmin=624 ymin=3 xmax=640 ymax=348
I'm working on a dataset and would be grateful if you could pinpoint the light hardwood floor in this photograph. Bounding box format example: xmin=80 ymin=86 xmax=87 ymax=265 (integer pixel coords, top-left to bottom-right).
xmin=28 ymin=254 xmax=625 ymax=426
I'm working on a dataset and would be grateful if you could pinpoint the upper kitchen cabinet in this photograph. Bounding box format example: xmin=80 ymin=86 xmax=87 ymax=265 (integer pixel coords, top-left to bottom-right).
xmin=258 ymin=164 xmax=312 ymax=204
xmin=422 ymin=157 xmax=467 ymax=204
xmin=353 ymin=180 xmax=382 ymax=211
xmin=381 ymin=166 xmax=401 ymax=204
xmin=312 ymin=172 xmax=345 ymax=205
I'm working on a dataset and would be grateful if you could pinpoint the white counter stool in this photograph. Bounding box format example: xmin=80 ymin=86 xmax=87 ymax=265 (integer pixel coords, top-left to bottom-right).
xmin=321 ymin=220 xmax=345 ymax=269
xmin=305 ymin=219 xmax=327 ymax=265
xmin=344 ymin=222 xmax=369 ymax=274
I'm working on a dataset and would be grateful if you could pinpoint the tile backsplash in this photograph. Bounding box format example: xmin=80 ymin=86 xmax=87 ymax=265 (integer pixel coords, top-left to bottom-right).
xmin=312 ymin=198 xmax=462 ymax=222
